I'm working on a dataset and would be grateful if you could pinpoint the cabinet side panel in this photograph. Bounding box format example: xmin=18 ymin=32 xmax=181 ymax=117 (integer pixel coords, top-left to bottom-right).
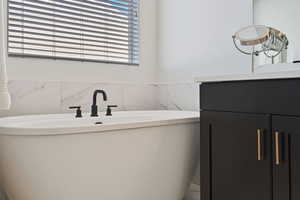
xmin=200 ymin=111 xmax=211 ymax=200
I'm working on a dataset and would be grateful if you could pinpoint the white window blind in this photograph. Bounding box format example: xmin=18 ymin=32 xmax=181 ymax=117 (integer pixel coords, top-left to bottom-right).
xmin=8 ymin=0 xmax=139 ymax=65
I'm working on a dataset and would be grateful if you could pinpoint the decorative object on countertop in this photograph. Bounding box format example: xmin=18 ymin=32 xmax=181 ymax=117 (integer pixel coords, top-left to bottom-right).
xmin=0 ymin=0 xmax=11 ymax=110
xmin=233 ymin=25 xmax=289 ymax=73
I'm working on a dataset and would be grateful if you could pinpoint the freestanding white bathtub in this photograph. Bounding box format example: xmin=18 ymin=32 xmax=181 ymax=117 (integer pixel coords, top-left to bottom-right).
xmin=0 ymin=111 xmax=199 ymax=200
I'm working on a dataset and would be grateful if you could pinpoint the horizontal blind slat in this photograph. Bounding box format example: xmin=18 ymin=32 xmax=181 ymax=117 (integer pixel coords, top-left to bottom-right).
xmin=9 ymin=47 xmax=131 ymax=60
xmin=90 ymin=0 xmax=138 ymax=10
xmin=100 ymin=0 xmax=132 ymax=7
xmin=50 ymin=0 xmax=130 ymax=17
xmin=8 ymin=53 xmax=139 ymax=65
xmin=75 ymin=0 xmax=133 ymax=12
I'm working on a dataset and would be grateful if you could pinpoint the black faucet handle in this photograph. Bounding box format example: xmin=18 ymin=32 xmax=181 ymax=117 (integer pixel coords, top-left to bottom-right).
xmin=106 ymin=105 xmax=118 ymax=116
xmin=108 ymin=105 xmax=118 ymax=108
xmin=69 ymin=106 xmax=83 ymax=118
xmin=69 ymin=106 xmax=80 ymax=109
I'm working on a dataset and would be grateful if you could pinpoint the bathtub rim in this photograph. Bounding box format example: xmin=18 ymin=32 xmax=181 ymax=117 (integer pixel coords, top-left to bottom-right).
xmin=0 ymin=110 xmax=199 ymax=136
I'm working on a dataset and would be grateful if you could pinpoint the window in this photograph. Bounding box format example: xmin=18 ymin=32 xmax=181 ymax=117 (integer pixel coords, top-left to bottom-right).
xmin=8 ymin=0 xmax=139 ymax=65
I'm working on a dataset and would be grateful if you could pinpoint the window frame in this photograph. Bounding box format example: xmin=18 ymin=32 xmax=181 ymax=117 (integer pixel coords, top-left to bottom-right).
xmin=7 ymin=0 xmax=140 ymax=66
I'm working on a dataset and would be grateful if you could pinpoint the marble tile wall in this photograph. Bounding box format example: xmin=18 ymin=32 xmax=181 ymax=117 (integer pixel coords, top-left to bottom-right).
xmin=0 ymin=80 xmax=199 ymax=117
xmin=158 ymin=82 xmax=199 ymax=111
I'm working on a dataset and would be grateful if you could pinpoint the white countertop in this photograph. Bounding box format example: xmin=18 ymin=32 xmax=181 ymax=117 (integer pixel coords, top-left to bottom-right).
xmin=195 ymin=64 xmax=300 ymax=83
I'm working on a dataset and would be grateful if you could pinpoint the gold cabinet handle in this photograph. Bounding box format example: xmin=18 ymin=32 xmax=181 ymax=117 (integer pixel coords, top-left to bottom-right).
xmin=257 ymin=129 xmax=263 ymax=161
xmin=275 ymin=131 xmax=281 ymax=165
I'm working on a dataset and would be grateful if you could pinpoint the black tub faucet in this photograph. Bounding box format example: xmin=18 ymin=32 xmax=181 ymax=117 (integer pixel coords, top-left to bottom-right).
xmin=91 ymin=90 xmax=107 ymax=117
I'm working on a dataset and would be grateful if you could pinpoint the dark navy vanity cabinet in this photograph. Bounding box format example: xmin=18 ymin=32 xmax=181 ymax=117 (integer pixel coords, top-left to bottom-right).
xmin=200 ymin=78 xmax=300 ymax=200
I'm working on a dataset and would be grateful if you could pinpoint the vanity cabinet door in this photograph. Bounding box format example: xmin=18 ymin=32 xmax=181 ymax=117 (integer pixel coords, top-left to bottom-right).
xmin=272 ymin=116 xmax=300 ymax=200
xmin=200 ymin=111 xmax=272 ymax=200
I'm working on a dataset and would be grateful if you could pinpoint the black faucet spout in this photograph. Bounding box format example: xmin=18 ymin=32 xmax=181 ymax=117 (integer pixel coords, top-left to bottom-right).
xmin=91 ymin=90 xmax=107 ymax=117
xmin=93 ymin=90 xmax=107 ymax=105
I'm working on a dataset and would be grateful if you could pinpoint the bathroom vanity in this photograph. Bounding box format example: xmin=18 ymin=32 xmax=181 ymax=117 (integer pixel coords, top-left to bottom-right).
xmin=198 ymin=73 xmax=300 ymax=200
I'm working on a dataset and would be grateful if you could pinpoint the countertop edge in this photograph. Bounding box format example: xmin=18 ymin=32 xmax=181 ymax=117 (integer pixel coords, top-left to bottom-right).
xmin=195 ymin=70 xmax=300 ymax=83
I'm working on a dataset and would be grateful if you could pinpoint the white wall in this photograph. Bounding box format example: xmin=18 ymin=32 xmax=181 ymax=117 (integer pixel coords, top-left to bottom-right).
xmin=254 ymin=0 xmax=300 ymax=63
xmin=158 ymin=0 xmax=253 ymax=83
xmin=4 ymin=0 xmax=158 ymax=83
xmin=156 ymin=1 xmax=253 ymax=191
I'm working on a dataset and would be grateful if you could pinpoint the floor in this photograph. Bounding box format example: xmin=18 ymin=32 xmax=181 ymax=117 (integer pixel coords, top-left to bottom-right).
xmin=185 ymin=184 xmax=200 ymax=200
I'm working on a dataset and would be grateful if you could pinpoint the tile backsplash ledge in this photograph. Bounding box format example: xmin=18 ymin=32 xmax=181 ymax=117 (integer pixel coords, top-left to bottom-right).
xmin=0 ymin=80 xmax=199 ymax=117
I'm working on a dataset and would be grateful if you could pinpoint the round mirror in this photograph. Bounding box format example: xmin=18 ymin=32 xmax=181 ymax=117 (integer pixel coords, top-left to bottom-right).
xmin=234 ymin=25 xmax=270 ymax=46
xmin=232 ymin=25 xmax=289 ymax=72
